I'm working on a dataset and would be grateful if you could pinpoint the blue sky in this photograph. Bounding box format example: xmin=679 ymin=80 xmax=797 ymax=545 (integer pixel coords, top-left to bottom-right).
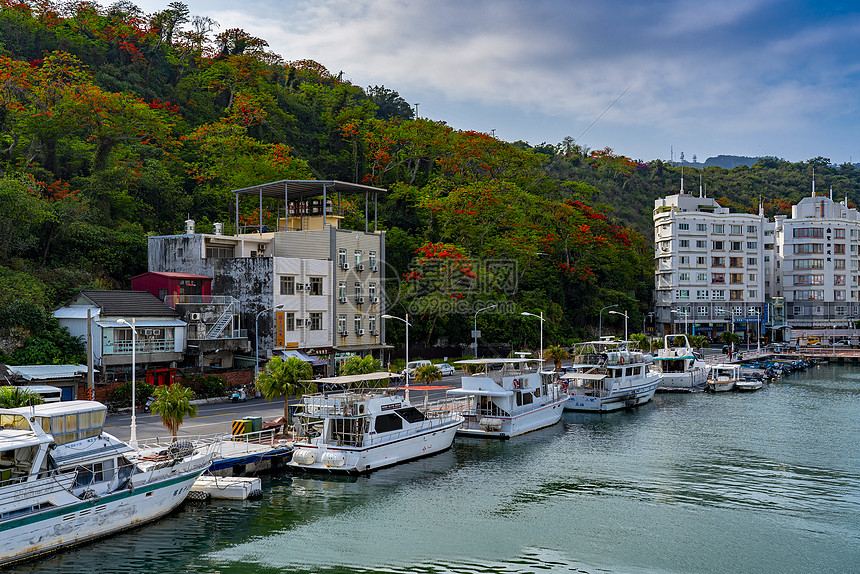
xmin=129 ymin=0 xmax=860 ymax=164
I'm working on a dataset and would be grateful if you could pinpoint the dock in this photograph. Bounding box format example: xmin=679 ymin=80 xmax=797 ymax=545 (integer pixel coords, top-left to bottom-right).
xmin=191 ymin=475 xmax=262 ymax=500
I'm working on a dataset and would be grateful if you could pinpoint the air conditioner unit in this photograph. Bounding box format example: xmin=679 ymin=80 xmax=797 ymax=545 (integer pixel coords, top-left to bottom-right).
xmin=152 ymin=329 xmax=162 ymax=336
xmin=371 ymin=297 xmax=380 ymax=304
xmin=296 ymin=284 xmax=304 ymax=291
xmin=357 ymin=264 xmax=365 ymax=271
xmin=305 ymin=284 xmax=311 ymax=291
xmin=357 ymin=329 xmax=365 ymax=336
xmin=357 ymin=297 xmax=365 ymax=305
xmin=258 ymin=243 xmax=267 ymax=252
xmin=305 ymin=319 xmax=312 ymax=326
xmin=338 ymin=296 xmax=348 ymax=304
xmin=190 ymin=313 xmax=201 ymax=320
xmin=339 ymin=329 xmax=347 ymax=336
xmin=370 ymin=265 xmax=379 ymax=272
xmin=342 ymin=262 xmax=350 ymax=270
xmin=144 ymin=329 xmax=152 ymax=336
xmin=370 ymin=329 xmax=378 ymax=336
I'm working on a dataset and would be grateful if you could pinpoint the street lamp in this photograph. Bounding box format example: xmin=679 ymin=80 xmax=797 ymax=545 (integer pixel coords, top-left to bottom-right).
xmin=381 ymin=313 xmax=411 ymax=401
xmin=609 ymin=310 xmax=628 ymax=343
xmin=671 ymin=308 xmax=689 ymax=335
xmin=520 ymin=311 xmax=544 ymax=365
xmin=473 ymin=304 xmax=497 ymax=358
xmin=116 ymin=318 xmax=138 ymax=446
xmin=599 ymin=304 xmax=618 ymax=340
xmin=255 ymin=304 xmax=285 ymax=380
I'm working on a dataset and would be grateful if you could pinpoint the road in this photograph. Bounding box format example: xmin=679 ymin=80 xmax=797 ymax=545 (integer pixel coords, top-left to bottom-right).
xmin=104 ymin=374 xmax=462 ymax=442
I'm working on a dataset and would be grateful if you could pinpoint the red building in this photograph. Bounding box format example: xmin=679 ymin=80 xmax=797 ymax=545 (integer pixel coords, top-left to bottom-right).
xmin=130 ymin=272 xmax=212 ymax=304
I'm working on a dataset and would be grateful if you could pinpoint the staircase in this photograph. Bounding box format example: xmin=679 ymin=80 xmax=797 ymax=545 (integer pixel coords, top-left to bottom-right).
xmin=206 ymin=299 xmax=238 ymax=339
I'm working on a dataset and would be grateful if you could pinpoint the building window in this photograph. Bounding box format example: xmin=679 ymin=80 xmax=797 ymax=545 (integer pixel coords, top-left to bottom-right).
xmin=337 ymin=315 xmax=347 ymax=334
xmin=730 ymin=290 xmax=743 ymax=301
xmin=309 ymin=277 xmax=323 ymax=296
xmin=354 ymin=315 xmax=362 ymax=333
xmin=696 ymin=224 xmax=707 ymax=231
xmin=280 ymin=276 xmax=295 ymax=295
xmin=835 ymin=290 xmax=846 ymax=301
xmin=713 ymin=290 xmax=725 ymax=300
xmin=285 ymin=312 xmax=295 ymax=331
xmin=748 ymin=290 xmax=757 ymax=299
xmin=354 ymin=282 xmax=362 ymax=300
xmin=834 ymin=244 xmax=846 ymax=254
xmin=679 ymin=223 xmax=689 ymax=230
xmin=696 ymin=256 xmax=706 ymax=265
xmin=679 ymin=256 xmax=690 ymax=265
xmin=793 ymin=228 xmax=823 ymax=238
xmin=679 ymin=272 xmax=690 ymax=281
xmin=369 ymin=251 xmax=377 ymax=268
xmin=794 ymin=290 xmax=824 ymax=300
xmin=714 ymin=306 xmax=725 ymax=315
xmin=729 ymin=257 xmax=744 ymax=268
xmin=835 ymin=275 xmax=846 ymax=286
xmin=713 ymin=241 xmax=724 ymax=250
xmin=747 ymin=257 xmax=757 ymax=266
xmin=794 ymin=259 xmax=824 ymax=270
xmin=338 ymin=282 xmax=346 ymax=300
xmin=696 ymin=290 xmax=709 ymax=300
xmin=338 ymin=249 xmax=347 ymax=267
xmin=712 ymin=257 xmax=725 ymax=267
xmin=679 ymin=240 xmax=689 ymax=248
xmin=747 ymin=241 xmax=757 ymax=250
xmin=712 ymin=273 xmax=725 ymax=284
xmin=748 ymin=273 xmax=757 ymax=282
xmin=747 ymin=225 xmax=757 ymax=233
xmin=309 ymin=312 xmax=322 ymax=330
xmin=730 ymin=273 xmax=744 ymax=284
xmin=676 ymin=290 xmax=690 ymax=300
xmin=697 ymin=306 xmax=708 ymax=314
xmin=696 ymin=240 xmax=706 ymax=249
xmin=730 ymin=225 xmax=742 ymax=234
xmin=369 ymin=315 xmax=377 ymax=334
xmin=354 ymin=250 xmax=362 ymax=266
xmin=793 ymin=244 xmax=823 ymax=254
xmin=369 ymin=283 xmax=377 ymax=300
xmin=835 ymin=228 xmax=846 ymax=239
xmin=733 ymin=306 xmax=744 ymax=316
xmin=730 ymin=241 xmax=742 ymax=251
xmin=749 ymin=307 xmax=760 ymax=316
xmin=794 ymin=275 xmax=823 ymax=285
xmin=206 ymin=246 xmax=234 ymax=258
xmin=697 ymin=273 xmax=707 ymax=281
xmin=793 ymin=306 xmax=803 ymax=315
xmin=713 ymin=224 xmax=724 ymax=234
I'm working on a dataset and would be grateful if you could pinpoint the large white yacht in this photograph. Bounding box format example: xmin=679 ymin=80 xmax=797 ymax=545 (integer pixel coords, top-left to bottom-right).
xmin=653 ymin=334 xmax=709 ymax=392
xmin=562 ymin=340 xmax=660 ymax=412
xmin=0 ymin=400 xmax=213 ymax=567
xmin=446 ymin=358 xmax=567 ymax=439
xmin=289 ymin=381 xmax=463 ymax=474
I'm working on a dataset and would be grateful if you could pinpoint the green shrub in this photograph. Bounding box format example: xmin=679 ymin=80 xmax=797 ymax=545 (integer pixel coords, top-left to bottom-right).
xmin=181 ymin=374 xmax=226 ymax=399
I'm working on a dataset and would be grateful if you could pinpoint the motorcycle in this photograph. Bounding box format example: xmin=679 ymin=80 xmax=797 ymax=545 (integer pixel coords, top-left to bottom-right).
xmin=143 ymin=396 xmax=155 ymax=412
xmin=230 ymin=387 xmax=247 ymax=402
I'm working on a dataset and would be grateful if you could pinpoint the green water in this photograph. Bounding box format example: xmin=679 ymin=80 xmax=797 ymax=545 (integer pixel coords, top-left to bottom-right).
xmin=11 ymin=364 xmax=860 ymax=573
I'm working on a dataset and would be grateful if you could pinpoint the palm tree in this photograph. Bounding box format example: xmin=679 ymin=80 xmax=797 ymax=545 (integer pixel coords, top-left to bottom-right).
xmin=339 ymin=355 xmax=384 ymax=387
xmin=0 ymin=386 xmax=44 ymax=408
xmin=689 ymin=334 xmax=710 ymax=351
xmin=150 ymin=383 xmax=197 ymax=440
xmin=414 ymin=363 xmax=442 ymax=385
xmin=543 ymin=345 xmax=570 ymax=372
xmin=255 ymin=356 xmax=315 ymax=424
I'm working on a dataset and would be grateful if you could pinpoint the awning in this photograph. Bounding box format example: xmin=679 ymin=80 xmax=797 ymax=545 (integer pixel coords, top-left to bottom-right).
xmin=280 ymin=349 xmax=329 ymax=366
xmin=96 ymin=319 xmax=186 ymax=328
xmin=447 ymin=388 xmax=513 ymax=397
xmin=561 ymin=372 xmax=606 ymax=381
xmin=302 ymin=372 xmax=404 ymax=386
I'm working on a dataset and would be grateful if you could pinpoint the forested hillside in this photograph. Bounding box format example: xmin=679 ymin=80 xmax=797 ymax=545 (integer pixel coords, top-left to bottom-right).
xmin=1 ymin=1 xmax=858 ymax=362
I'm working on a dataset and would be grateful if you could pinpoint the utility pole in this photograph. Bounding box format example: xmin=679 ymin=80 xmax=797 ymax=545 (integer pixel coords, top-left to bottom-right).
xmin=414 ymin=103 xmax=419 ymax=119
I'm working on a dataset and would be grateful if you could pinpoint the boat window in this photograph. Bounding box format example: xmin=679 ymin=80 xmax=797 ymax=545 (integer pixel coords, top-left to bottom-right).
xmin=395 ymin=407 xmax=426 ymax=424
xmin=74 ymin=462 xmax=105 ymax=488
xmin=516 ymin=392 xmax=534 ymax=407
xmin=374 ymin=413 xmax=403 ymax=433
xmin=609 ymin=368 xmax=622 ymax=378
xmin=0 ymin=413 xmax=28 ymax=430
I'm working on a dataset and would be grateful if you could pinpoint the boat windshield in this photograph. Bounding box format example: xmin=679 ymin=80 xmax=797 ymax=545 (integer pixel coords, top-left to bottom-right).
xmin=0 ymin=412 xmax=30 ymax=431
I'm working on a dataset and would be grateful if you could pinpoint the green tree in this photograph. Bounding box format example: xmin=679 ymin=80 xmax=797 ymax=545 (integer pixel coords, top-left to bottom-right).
xmin=543 ymin=345 xmax=570 ymax=372
xmin=340 ymin=354 xmax=382 ymax=376
xmin=414 ymin=363 xmax=442 ymax=385
xmin=0 ymin=386 xmax=45 ymax=408
xmin=688 ymin=335 xmax=710 ymax=351
xmin=255 ymin=356 xmax=315 ymax=424
xmin=150 ymin=383 xmax=197 ymax=440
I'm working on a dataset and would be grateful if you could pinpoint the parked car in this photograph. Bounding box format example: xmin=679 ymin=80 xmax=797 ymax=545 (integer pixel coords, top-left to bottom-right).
xmin=402 ymin=360 xmax=431 ymax=377
xmin=436 ymin=363 xmax=456 ymax=376
xmin=834 ymin=339 xmax=852 ymax=347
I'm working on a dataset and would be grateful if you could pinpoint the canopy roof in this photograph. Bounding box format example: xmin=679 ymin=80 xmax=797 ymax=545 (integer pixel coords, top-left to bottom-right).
xmin=301 ymin=371 xmax=404 ymax=385
xmin=232 ymin=179 xmax=385 ymax=199
xmin=455 ymin=358 xmax=538 ymax=365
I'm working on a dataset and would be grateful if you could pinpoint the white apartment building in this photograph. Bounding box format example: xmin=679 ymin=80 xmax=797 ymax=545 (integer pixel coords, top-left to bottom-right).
xmin=773 ymin=193 xmax=860 ymax=328
xmin=653 ymin=190 xmax=771 ymax=339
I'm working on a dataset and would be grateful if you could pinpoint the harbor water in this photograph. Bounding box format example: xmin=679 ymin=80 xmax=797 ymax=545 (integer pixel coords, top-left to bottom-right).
xmin=10 ymin=363 xmax=860 ymax=574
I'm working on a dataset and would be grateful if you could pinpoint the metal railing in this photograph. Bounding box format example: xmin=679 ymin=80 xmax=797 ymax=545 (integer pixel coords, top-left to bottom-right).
xmin=106 ymin=340 xmax=174 ymax=354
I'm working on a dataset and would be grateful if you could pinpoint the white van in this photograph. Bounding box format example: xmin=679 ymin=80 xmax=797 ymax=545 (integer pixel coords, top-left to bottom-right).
xmin=402 ymin=360 xmax=431 ymax=378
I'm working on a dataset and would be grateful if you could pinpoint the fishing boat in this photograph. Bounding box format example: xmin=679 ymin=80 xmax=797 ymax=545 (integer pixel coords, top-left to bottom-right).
xmin=707 ymin=364 xmax=741 ymax=392
xmin=289 ymin=376 xmax=463 ymax=473
xmin=734 ymin=377 xmax=764 ymax=392
xmin=562 ymin=340 xmax=660 ymax=412
xmin=447 ymin=358 xmax=567 ymax=438
xmin=0 ymin=400 xmax=213 ymax=567
xmin=653 ymin=334 xmax=709 ymax=392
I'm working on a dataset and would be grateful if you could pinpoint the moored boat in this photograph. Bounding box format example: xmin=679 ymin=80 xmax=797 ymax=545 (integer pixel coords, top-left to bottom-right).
xmin=707 ymin=364 xmax=741 ymax=392
xmin=562 ymin=340 xmax=660 ymax=412
xmin=447 ymin=358 xmax=567 ymax=438
xmin=0 ymin=400 xmax=213 ymax=567
xmin=734 ymin=378 xmax=764 ymax=392
xmin=653 ymin=334 xmax=709 ymax=392
xmin=289 ymin=377 xmax=463 ymax=473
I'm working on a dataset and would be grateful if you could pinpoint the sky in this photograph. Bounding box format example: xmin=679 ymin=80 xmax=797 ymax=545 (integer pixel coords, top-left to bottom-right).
xmin=127 ymin=0 xmax=860 ymax=164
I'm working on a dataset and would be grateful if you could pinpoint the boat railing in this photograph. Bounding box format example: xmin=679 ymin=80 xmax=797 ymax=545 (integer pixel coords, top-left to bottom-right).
xmin=134 ymin=430 xmax=282 ymax=460
xmin=296 ymin=391 xmax=385 ymax=417
xmin=366 ymin=410 xmax=462 ymax=446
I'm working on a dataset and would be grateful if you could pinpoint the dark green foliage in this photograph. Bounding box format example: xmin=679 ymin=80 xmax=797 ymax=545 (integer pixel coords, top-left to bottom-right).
xmin=108 ymin=381 xmax=154 ymax=408
xmin=181 ymin=374 xmax=226 ymax=398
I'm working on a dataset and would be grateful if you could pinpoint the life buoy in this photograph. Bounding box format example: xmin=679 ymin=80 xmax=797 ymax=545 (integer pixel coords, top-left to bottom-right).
xmin=620 ymin=357 xmax=625 ymax=365
xmin=513 ymin=378 xmax=520 ymax=389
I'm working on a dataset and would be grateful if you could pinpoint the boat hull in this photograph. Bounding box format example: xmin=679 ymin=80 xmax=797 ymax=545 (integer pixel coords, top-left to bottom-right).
xmin=564 ymin=377 xmax=659 ymax=413
xmin=456 ymin=396 xmax=567 ymax=439
xmin=708 ymin=381 xmax=735 ymax=392
xmin=289 ymin=419 xmax=461 ymax=474
xmin=0 ymin=469 xmax=205 ymax=567
xmin=656 ymin=369 xmax=709 ymax=392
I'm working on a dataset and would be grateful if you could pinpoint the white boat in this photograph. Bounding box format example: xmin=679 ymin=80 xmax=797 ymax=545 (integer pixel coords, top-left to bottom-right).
xmin=0 ymin=400 xmax=213 ymax=567
xmin=708 ymin=364 xmax=741 ymax=392
xmin=734 ymin=378 xmax=763 ymax=392
xmin=562 ymin=340 xmax=660 ymax=412
xmin=653 ymin=334 xmax=709 ymax=392
xmin=289 ymin=388 xmax=463 ymax=473
xmin=447 ymin=358 xmax=567 ymax=438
